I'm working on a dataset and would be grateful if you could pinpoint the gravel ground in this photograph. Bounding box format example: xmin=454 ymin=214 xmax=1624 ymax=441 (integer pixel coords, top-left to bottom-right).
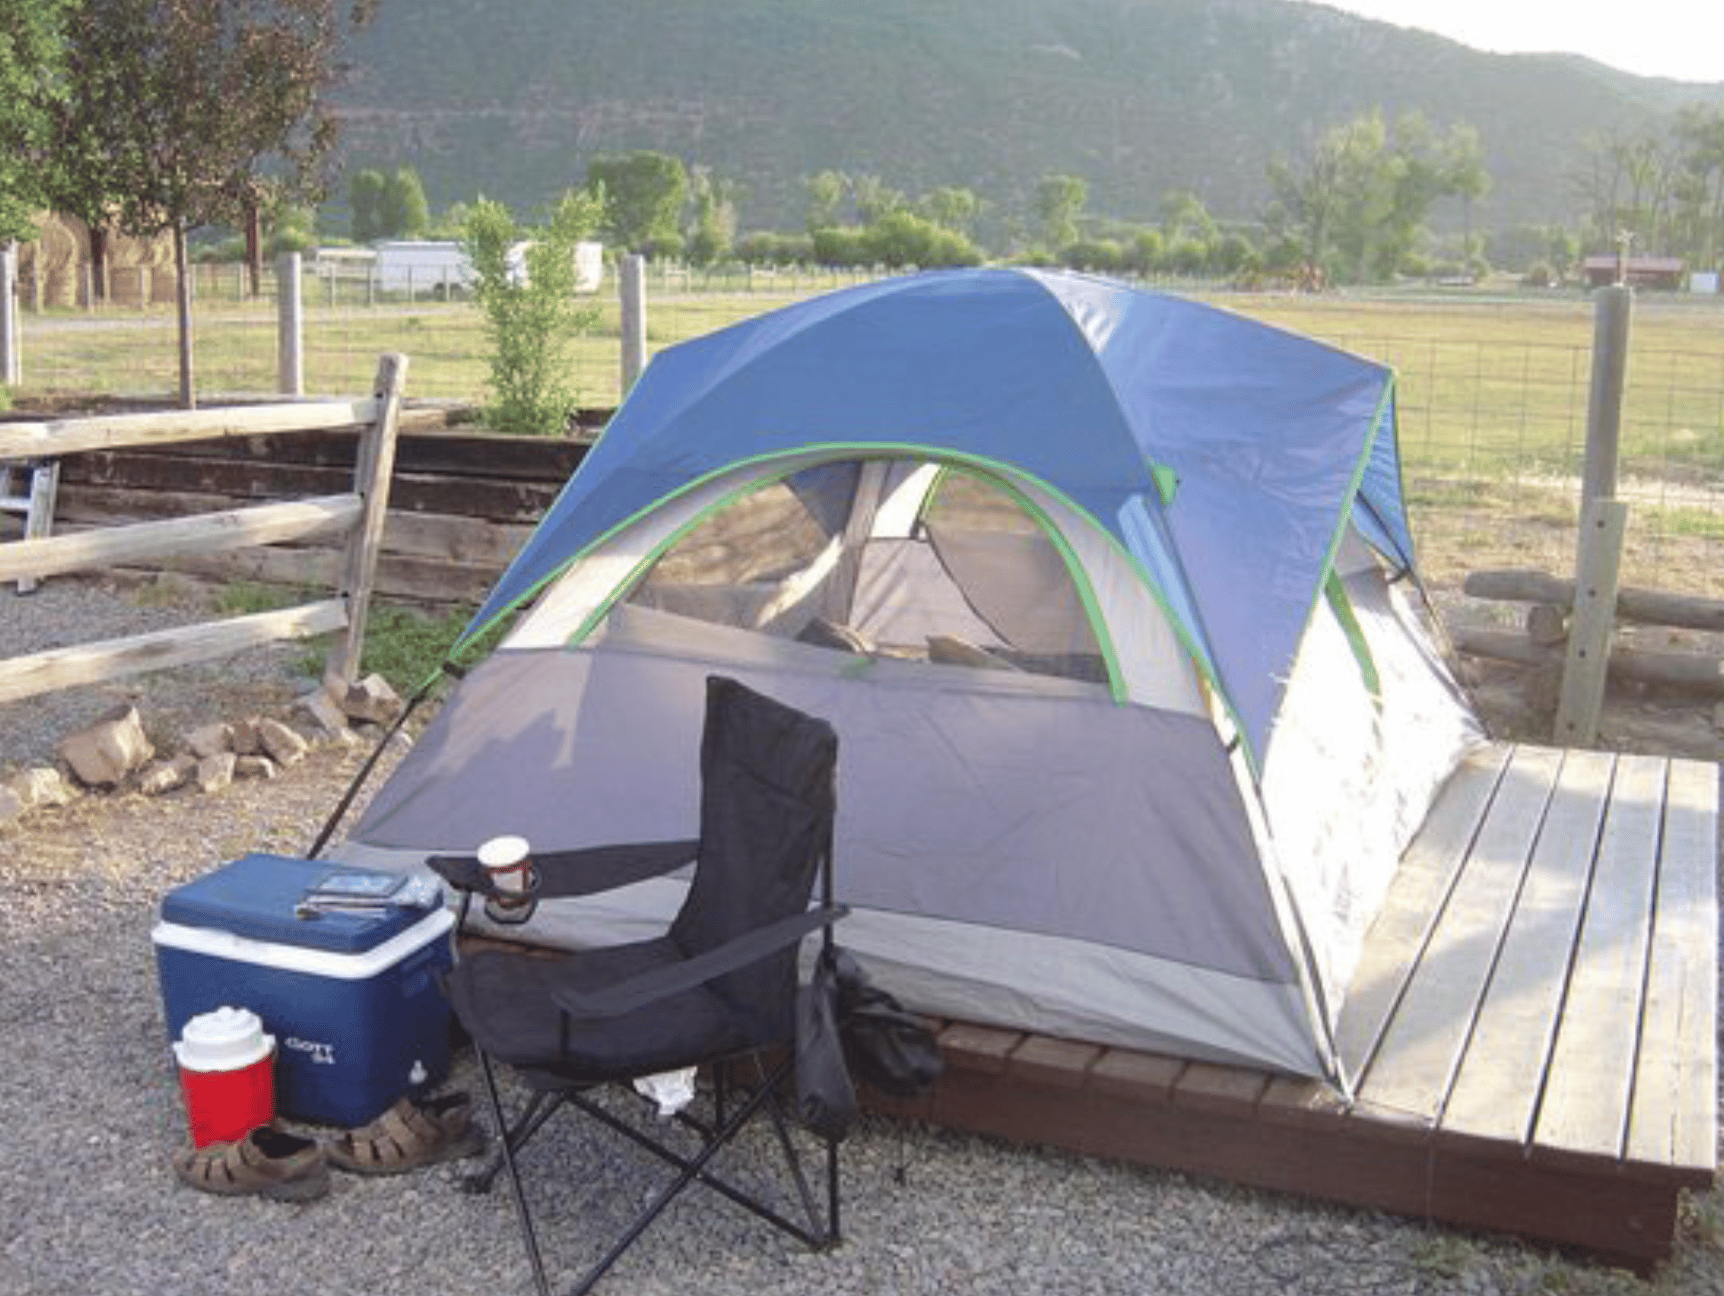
xmin=1 ymin=578 xmax=1721 ymax=1296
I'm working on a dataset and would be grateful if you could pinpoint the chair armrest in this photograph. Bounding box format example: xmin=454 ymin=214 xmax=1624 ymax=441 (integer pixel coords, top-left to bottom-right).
xmin=551 ymin=904 xmax=849 ymax=1020
xmin=426 ymin=838 xmax=700 ymax=902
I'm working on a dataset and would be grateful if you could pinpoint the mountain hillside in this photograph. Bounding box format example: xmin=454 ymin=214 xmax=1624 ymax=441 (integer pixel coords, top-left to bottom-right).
xmin=331 ymin=0 xmax=1724 ymax=237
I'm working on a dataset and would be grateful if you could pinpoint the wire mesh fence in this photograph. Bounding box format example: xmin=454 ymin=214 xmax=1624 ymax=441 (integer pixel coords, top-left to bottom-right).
xmin=7 ymin=264 xmax=1722 ymax=597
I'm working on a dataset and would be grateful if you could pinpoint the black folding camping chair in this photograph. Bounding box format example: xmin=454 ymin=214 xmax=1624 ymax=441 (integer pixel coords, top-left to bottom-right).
xmin=428 ymin=675 xmax=847 ymax=1296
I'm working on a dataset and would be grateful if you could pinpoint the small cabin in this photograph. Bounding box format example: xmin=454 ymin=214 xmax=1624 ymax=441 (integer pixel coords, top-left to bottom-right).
xmin=1581 ymin=255 xmax=1685 ymax=290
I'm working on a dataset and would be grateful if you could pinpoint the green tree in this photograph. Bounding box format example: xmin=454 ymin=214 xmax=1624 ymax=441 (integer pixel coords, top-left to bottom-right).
xmin=1266 ymin=111 xmax=1489 ymax=283
xmin=862 ymin=208 xmax=981 ymax=268
xmin=1034 ymin=174 xmax=1088 ymax=250
xmin=920 ymin=186 xmax=984 ymax=235
xmin=1571 ymin=125 xmax=1679 ymax=256
xmin=1672 ymin=106 xmax=1724 ymax=269
xmin=269 ymin=200 xmax=317 ymax=254
xmin=586 ymin=150 xmax=687 ymax=253
xmin=0 ymin=0 xmax=70 ymax=244
xmin=850 ymin=174 xmax=906 ymax=224
xmin=379 ymin=166 xmax=429 ymax=239
xmin=60 ymin=0 xmax=376 ymax=405
xmin=349 ymin=167 xmax=384 ymax=241
xmin=462 ymin=189 xmax=603 ymax=437
xmin=803 ymin=169 xmax=846 ymax=232
xmin=685 ymin=166 xmax=735 ymax=267
xmin=1159 ymin=189 xmax=1217 ymax=245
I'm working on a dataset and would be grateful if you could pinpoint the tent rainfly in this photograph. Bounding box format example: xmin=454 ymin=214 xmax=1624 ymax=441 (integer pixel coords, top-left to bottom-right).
xmin=338 ymin=268 xmax=1483 ymax=1084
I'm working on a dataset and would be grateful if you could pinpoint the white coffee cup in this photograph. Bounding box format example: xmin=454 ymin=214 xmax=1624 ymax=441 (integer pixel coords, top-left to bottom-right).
xmin=477 ymin=834 xmax=535 ymax=911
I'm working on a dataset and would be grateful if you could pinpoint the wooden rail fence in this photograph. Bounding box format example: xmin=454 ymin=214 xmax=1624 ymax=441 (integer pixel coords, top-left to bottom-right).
xmin=11 ymin=408 xmax=596 ymax=610
xmin=0 ymin=355 xmax=408 ymax=704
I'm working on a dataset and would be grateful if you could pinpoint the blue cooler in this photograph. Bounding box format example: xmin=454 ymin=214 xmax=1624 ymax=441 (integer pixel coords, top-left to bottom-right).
xmin=153 ymin=854 xmax=455 ymax=1128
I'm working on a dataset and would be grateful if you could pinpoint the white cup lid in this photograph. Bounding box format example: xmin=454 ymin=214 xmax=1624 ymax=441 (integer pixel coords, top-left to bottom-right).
xmin=477 ymin=834 xmax=530 ymax=868
xmin=173 ymin=1006 xmax=274 ymax=1072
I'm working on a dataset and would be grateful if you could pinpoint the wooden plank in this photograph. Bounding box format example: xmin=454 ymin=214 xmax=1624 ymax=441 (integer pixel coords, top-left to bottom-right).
xmin=0 ymin=599 xmax=348 ymax=703
xmin=1440 ymin=749 xmax=1615 ymax=1151
xmin=1007 ymin=1036 xmax=1101 ymax=1090
xmin=919 ymin=1052 xmax=1683 ymax=1274
xmin=935 ymin=1022 xmax=1021 ymax=1075
xmin=1334 ymin=742 xmax=1512 ymax=1082
xmin=1257 ymin=1075 xmax=1349 ymax=1129
xmin=0 ymin=494 xmax=362 ymax=583
xmin=1625 ymin=758 xmax=1720 ymax=1179
xmin=0 ymin=399 xmax=377 ymax=458
xmin=1086 ymin=1049 xmax=1184 ymax=1105
xmin=1356 ymin=744 xmax=1563 ymax=1127
xmin=1532 ymin=754 xmax=1667 ymax=1170
xmin=1172 ymin=1061 xmax=1268 ymax=1117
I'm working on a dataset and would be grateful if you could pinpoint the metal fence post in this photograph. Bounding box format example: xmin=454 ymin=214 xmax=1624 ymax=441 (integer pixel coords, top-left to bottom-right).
xmin=620 ymin=253 xmax=647 ymax=397
xmin=0 ymin=242 xmax=20 ymax=387
xmin=277 ymin=251 xmax=304 ymax=396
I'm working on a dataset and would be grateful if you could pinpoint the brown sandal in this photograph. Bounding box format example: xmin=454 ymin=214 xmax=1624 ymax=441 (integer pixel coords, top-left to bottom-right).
xmin=172 ymin=1126 xmax=330 ymax=1201
xmin=326 ymin=1092 xmax=485 ymax=1175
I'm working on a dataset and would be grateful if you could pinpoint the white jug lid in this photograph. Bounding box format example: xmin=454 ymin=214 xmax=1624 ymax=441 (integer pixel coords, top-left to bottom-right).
xmin=173 ymin=1006 xmax=274 ymax=1073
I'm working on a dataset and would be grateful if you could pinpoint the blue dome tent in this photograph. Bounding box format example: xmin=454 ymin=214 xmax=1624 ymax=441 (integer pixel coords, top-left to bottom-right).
xmin=339 ymin=268 xmax=1481 ymax=1081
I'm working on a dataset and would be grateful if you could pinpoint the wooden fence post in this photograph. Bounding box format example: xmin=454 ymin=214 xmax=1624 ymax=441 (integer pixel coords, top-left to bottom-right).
xmin=277 ymin=251 xmax=304 ymax=396
xmin=0 ymin=242 xmax=20 ymax=386
xmin=1554 ymin=285 xmax=1633 ymax=745
xmin=325 ymin=353 xmax=408 ymax=687
xmin=1554 ymin=497 xmax=1629 ymax=745
xmin=620 ymin=252 xmax=647 ymax=396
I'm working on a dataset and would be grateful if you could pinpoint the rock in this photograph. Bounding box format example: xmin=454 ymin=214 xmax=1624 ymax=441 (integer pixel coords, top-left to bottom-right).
xmin=256 ymin=718 xmax=309 ymax=768
xmin=229 ymin=717 xmax=263 ymax=757
xmin=0 ymin=786 xmax=23 ymax=828
xmin=235 ymin=754 xmax=279 ymax=781
xmin=184 ymin=722 xmax=234 ymax=760
xmin=58 ymin=705 xmax=155 ymax=788
xmin=337 ymin=673 xmax=403 ymax=725
xmin=1714 ymin=700 xmax=1724 ymax=734
xmin=293 ymin=687 xmax=350 ymax=740
xmin=11 ymin=766 xmax=75 ymax=810
xmin=196 ymin=752 xmax=236 ymax=794
xmin=138 ymin=755 xmax=196 ymax=797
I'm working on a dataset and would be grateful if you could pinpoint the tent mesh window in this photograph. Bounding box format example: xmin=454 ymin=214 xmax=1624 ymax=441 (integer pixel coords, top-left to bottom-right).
xmin=624 ymin=459 xmax=1107 ymax=684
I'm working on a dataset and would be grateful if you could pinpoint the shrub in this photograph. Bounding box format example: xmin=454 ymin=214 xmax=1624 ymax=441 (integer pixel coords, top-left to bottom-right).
xmin=462 ymin=190 xmax=603 ymax=437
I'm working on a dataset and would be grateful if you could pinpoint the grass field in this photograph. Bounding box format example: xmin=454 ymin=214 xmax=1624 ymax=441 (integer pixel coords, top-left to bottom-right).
xmin=12 ymin=277 xmax=1724 ymax=596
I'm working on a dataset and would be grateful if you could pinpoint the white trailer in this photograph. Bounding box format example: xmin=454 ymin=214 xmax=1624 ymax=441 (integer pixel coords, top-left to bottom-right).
xmin=371 ymin=240 xmax=604 ymax=297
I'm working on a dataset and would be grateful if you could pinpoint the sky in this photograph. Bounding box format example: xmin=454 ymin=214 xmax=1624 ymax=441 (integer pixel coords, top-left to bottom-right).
xmin=1319 ymin=0 xmax=1723 ymax=84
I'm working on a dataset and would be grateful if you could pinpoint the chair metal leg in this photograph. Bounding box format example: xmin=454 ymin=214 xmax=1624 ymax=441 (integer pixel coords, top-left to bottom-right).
xmin=477 ymin=1046 xmax=553 ymax=1296
xmin=561 ymin=1061 xmax=824 ymax=1296
xmin=750 ymin=1054 xmax=837 ymax=1247
xmin=462 ymin=1090 xmax=562 ymax=1196
xmin=471 ymin=1050 xmax=841 ymax=1293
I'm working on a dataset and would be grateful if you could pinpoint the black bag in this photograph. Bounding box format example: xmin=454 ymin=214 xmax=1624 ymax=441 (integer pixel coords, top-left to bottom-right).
xmin=830 ymin=948 xmax=943 ymax=1099
xmin=795 ymin=947 xmax=859 ymax=1141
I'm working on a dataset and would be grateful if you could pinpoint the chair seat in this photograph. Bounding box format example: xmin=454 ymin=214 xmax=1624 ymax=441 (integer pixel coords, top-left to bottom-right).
xmin=449 ymin=939 xmax=758 ymax=1082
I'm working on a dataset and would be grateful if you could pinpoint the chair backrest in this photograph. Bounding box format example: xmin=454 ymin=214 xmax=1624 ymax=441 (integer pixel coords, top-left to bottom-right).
xmin=669 ymin=676 xmax=838 ymax=1040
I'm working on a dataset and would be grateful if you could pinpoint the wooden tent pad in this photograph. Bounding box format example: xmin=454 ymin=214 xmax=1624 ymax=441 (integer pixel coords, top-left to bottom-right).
xmin=876 ymin=743 xmax=1720 ymax=1273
